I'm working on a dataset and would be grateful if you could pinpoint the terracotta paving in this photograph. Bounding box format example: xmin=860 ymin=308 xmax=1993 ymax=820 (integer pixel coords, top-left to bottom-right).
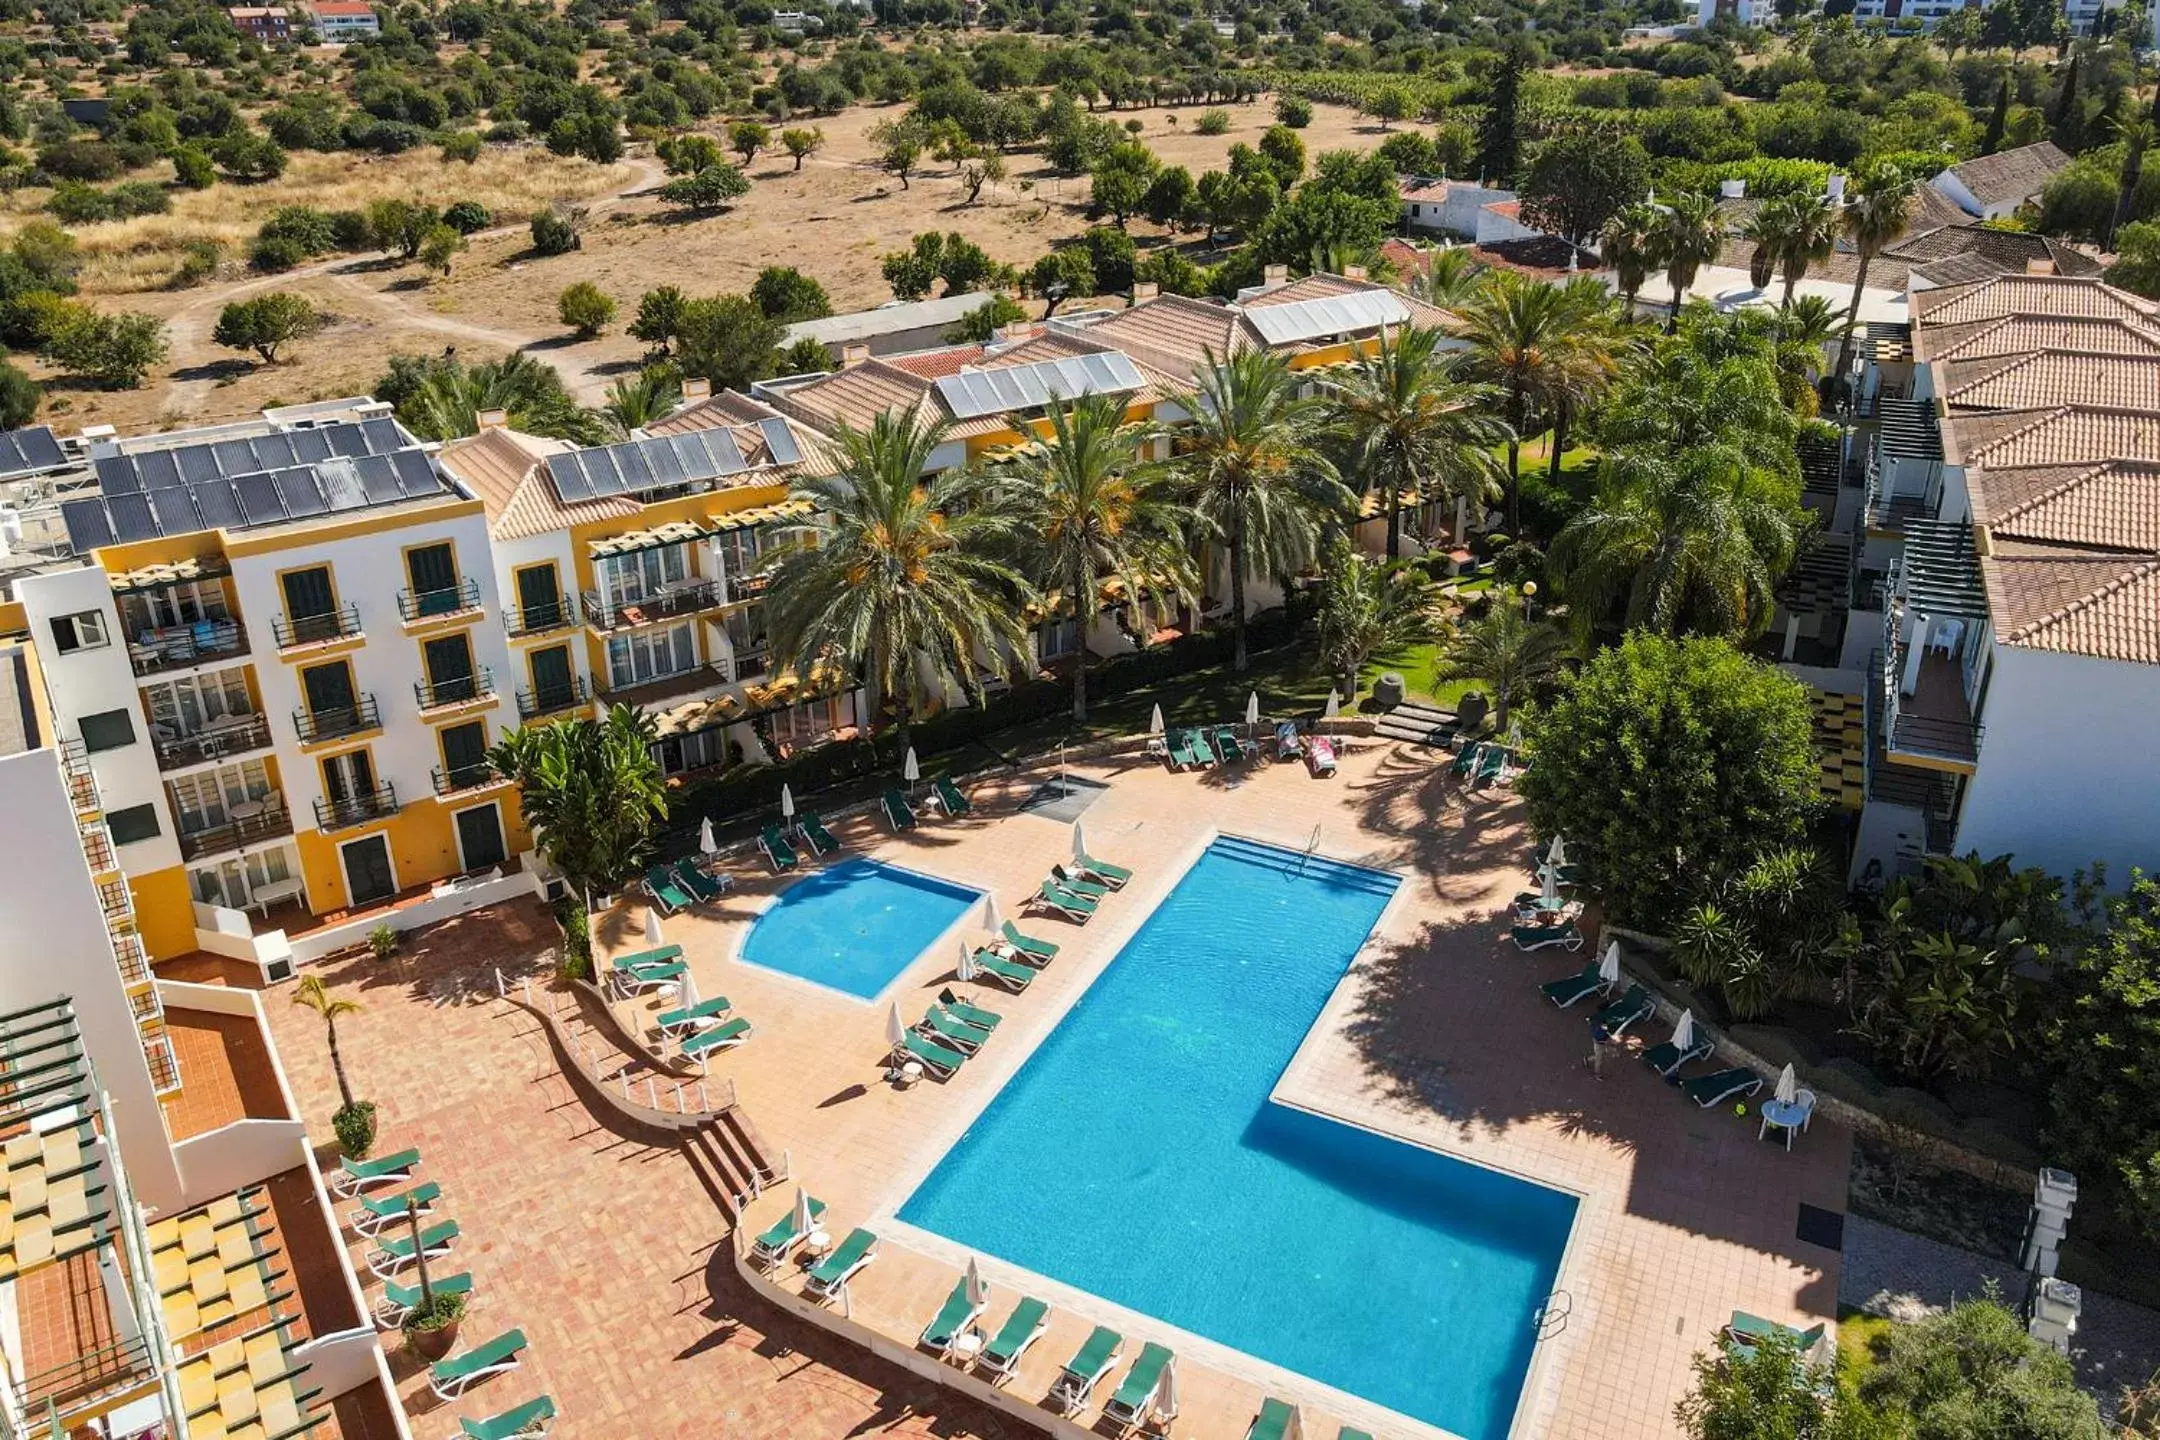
xmin=161 ymin=1006 xmax=292 ymax=1141
xmin=258 ymin=741 xmax=1850 ymax=1440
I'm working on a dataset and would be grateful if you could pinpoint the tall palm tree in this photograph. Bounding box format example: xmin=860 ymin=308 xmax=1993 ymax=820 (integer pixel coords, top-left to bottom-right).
xmin=1314 ymin=539 xmax=1447 ymax=698
xmin=1318 ymin=324 xmax=1506 ymax=559
xmin=1770 ymin=192 xmax=1839 ymax=307
xmin=600 ymin=367 xmax=684 ymax=438
xmin=763 ymin=406 xmax=1033 ymax=742
xmin=1658 ymin=191 xmax=1726 ymax=332
xmin=1600 ymin=202 xmax=1661 ymax=317
xmin=488 ymin=704 xmax=667 ymax=913
xmin=292 ymin=975 xmax=362 ymax=1113
xmin=2110 ymin=114 xmax=2153 ymax=249
xmin=1830 ymin=168 xmax=1918 ymax=386
xmin=393 ymin=352 xmax=605 ymax=444
xmin=1435 ymin=588 xmax=1569 ymax=728
xmin=999 ymin=393 xmax=1195 ymax=721
xmin=1409 ymin=244 xmax=1489 ymax=308
xmin=1741 ymin=202 xmax=1786 ymax=292
xmin=1168 ymin=347 xmax=1345 ymax=672
xmin=1453 ymin=271 xmax=1620 ymax=533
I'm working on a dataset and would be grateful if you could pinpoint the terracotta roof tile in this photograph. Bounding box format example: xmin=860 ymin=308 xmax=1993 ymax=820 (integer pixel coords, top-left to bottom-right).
xmin=1972 ymin=460 xmax=2160 ymax=551
xmin=1947 ymin=404 xmax=2160 ymax=469
xmin=1939 ymin=142 xmax=2073 ymax=210
xmin=887 ymin=344 xmax=987 ymax=378
xmin=1940 ymin=351 xmax=2160 ymax=412
xmin=436 ymin=427 xmax=641 ymax=542
xmin=1080 ymin=293 xmax=1250 ymax=379
xmin=762 ymin=358 xmax=934 ymax=434
xmin=1910 ymin=274 xmax=2157 ymax=327
xmin=1983 ymin=549 xmax=2160 ymax=662
xmin=1915 ymin=313 xmax=2160 ymax=364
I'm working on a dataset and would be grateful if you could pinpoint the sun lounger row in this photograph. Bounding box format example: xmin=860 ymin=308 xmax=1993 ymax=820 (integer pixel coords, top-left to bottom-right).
xmin=1026 ymin=847 xmax=1130 ymax=924
xmin=1450 ymin=740 xmax=1519 ymax=788
xmin=643 ymin=858 xmax=731 ymax=914
xmin=761 ymin=813 xmax=845 ymax=872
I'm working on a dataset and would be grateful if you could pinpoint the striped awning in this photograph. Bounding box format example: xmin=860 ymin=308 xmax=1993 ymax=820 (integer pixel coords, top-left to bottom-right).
xmin=109 ymin=555 xmax=231 ymax=594
xmin=585 ymin=501 xmax=815 ymax=557
xmin=708 ymin=498 xmax=814 ymax=534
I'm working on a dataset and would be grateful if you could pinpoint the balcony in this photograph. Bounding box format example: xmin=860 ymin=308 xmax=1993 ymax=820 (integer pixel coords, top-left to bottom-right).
xmin=272 ymin=605 xmax=362 ymax=650
xmin=1866 ymin=397 xmax=1947 ymax=532
xmin=315 ymin=783 xmax=398 ymax=831
xmin=154 ymin=712 xmax=273 ymax=770
xmin=414 ymin=667 xmax=495 ymax=712
xmin=291 ymin=694 xmax=380 ymax=744
xmin=176 ymin=796 xmax=294 ymax=862
xmin=580 ymin=579 xmax=723 ymax=632
xmin=432 ymin=760 xmax=505 ymax=797
xmin=127 ymin=619 xmax=247 ymax=677
xmin=58 ymin=738 xmax=100 ymax=813
xmin=397 ymin=577 xmax=483 ymax=625
xmin=505 ymin=596 xmax=578 ymax=638
xmin=79 ymin=820 xmax=117 ymax=874
xmin=1881 ymin=642 xmax=1984 ymax=771
xmin=516 ymin=677 xmax=590 ymax=721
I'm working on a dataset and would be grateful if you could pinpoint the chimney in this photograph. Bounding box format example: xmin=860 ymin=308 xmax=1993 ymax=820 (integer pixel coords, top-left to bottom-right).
xmin=1131 ymin=281 xmax=1159 ymax=301
xmin=1827 ymin=173 xmax=1847 ymax=204
xmin=840 ymin=343 xmax=870 ymax=368
xmin=991 ymin=322 xmax=1035 ymax=344
xmin=1719 ymin=178 xmax=1746 ymax=199
xmin=2026 ymin=257 xmax=2056 ymax=276
xmin=475 ymin=408 xmax=508 ymax=431
xmin=1342 ymin=264 xmax=1368 ymax=281
xmin=681 ymin=376 xmax=712 ymax=401
xmin=1262 ymin=263 xmax=1289 ymax=287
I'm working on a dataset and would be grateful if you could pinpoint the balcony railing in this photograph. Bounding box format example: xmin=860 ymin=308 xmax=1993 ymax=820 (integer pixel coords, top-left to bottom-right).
xmin=154 ymin=712 xmax=273 ymax=770
xmin=128 ymin=618 xmax=247 ymax=677
xmin=58 ymin=738 xmax=100 ymax=813
xmin=315 ymin=783 xmax=398 ymax=831
xmin=112 ymin=930 xmax=150 ymax=990
xmin=397 ymin=576 xmax=483 ymax=623
xmin=516 ymin=677 xmax=589 ymax=720
xmin=432 ymin=761 xmax=503 ymax=796
xmin=414 ymin=668 xmax=494 ymax=711
xmin=176 ymin=797 xmax=294 ymax=862
xmin=292 ymin=694 xmax=380 ymax=743
xmin=273 ymin=604 xmax=362 ymax=649
xmin=506 ymin=596 xmax=577 ymax=637
xmin=79 ymin=821 xmax=116 ymax=873
xmin=1879 ymin=621 xmax=1984 ymax=770
xmin=579 ymin=579 xmax=723 ymax=632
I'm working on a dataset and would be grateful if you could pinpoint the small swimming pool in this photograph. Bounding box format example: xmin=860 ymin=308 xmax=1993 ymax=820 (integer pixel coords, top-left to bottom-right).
xmin=738 ymin=857 xmax=981 ymax=1001
xmin=900 ymin=836 xmax=1575 ymax=1440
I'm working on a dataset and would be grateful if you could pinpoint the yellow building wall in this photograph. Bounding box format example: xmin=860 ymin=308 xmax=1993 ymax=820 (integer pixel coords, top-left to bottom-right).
xmin=0 ymin=600 xmax=26 ymax=637
xmin=293 ymin=788 xmax=530 ymax=912
xmin=130 ymin=866 xmax=200 ymax=961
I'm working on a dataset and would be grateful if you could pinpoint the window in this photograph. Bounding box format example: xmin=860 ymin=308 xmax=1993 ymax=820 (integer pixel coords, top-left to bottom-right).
xmin=723 ymin=605 xmax=769 ymax=679
xmin=422 ymin=633 xmax=476 ymax=702
xmin=440 ymin=720 xmax=489 ymax=786
xmin=144 ymin=670 xmax=253 ymax=738
xmin=300 ymin=661 xmax=357 ymax=718
xmin=119 ymin=582 xmax=228 ymax=636
xmin=528 ymin=645 xmax=573 ymax=703
xmin=108 ymin=804 xmax=161 ymax=845
xmin=50 ymin=610 xmax=109 ymax=654
xmin=1035 ymin=616 xmax=1080 ymax=661
xmin=605 ymin=623 xmax=696 ymax=690
xmin=321 ymin=748 xmax=376 ymax=806
xmin=597 ymin=543 xmax=689 ymax=606
xmin=712 ymin=530 xmax=761 ymax=584
xmin=79 ymin=709 xmax=136 ymax=752
xmin=514 ymin=565 xmax=563 ymax=629
xmin=404 ymin=542 xmax=459 ymax=613
xmin=169 ymin=760 xmax=272 ymax=833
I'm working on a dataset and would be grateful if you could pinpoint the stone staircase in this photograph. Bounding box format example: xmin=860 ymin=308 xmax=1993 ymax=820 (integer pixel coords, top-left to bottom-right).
xmin=1370 ymin=700 xmax=1462 ymax=748
xmin=680 ymin=1108 xmax=782 ymax=1220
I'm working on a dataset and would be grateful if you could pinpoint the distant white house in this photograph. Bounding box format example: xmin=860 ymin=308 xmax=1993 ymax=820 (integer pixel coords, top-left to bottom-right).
xmin=772 ymin=10 xmax=818 ymax=30
xmin=306 ymin=0 xmax=379 ymax=40
xmin=1398 ymin=178 xmax=1532 ymax=243
xmin=1694 ymin=0 xmax=1771 ymax=26
xmin=782 ymin=293 xmax=1007 ymax=361
xmin=1929 ymin=142 xmax=2073 ymax=221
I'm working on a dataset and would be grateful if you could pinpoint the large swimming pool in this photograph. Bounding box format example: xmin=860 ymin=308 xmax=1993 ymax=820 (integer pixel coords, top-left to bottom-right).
xmin=900 ymin=836 xmax=1576 ymax=1440
xmin=738 ymin=857 xmax=980 ymax=1001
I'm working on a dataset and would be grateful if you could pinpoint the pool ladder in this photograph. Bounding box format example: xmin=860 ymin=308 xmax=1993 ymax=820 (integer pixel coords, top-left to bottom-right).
xmin=1296 ymin=822 xmax=1322 ymax=877
xmin=1534 ymin=1288 xmax=1573 ymax=1340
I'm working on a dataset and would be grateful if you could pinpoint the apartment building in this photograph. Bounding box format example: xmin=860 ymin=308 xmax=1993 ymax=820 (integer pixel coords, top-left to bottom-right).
xmin=226 ymin=5 xmax=293 ymax=42
xmin=0 ymin=639 xmax=409 ymax=1439
xmin=305 ymin=0 xmax=380 ymax=40
xmin=14 ymin=403 xmax=528 ymax=960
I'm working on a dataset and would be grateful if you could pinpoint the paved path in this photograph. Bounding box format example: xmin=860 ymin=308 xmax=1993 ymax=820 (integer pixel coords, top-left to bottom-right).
xmin=1841 ymin=1213 xmax=2160 ymax=1408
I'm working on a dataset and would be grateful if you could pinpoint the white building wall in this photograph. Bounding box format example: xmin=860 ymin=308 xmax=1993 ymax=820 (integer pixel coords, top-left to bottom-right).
xmin=489 ymin=528 xmax=591 ymax=704
xmin=1955 ymin=645 xmax=2160 ymax=882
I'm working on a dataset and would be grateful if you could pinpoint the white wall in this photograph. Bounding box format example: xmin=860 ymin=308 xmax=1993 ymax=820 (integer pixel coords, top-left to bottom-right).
xmin=0 ymin=748 xmax=183 ymax=1210
xmin=1955 ymin=646 xmax=2160 ymax=882
xmin=491 ymin=528 xmax=591 ymax=704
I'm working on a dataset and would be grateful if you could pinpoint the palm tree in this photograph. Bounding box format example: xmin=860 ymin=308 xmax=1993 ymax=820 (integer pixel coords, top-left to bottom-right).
xmin=1453 ymin=272 xmax=1620 ymax=533
xmin=292 ymin=975 xmax=362 ymax=1113
xmin=1741 ymin=203 xmax=1785 ymax=292
xmin=763 ymin=405 xmax=1033 ymax=740
xmin=1599 ymin=202 xmax=1661 ymax=317
xmin=1769 ymin=192 xmax=1839 ymax=307
xmin=1318 ymin=324 xmax=1506 ymax=559
xmin=1408 ymin=244 xmax=1489 ymax=308
xmin=1435 ymin=588 xmax=1569 ymax=728
xmin=488 ymin=703 xmax=668 ymax=916
xmin=999 ymin=393 xmax=1195 ymax=720
xmin=1168 ymin=347 xmax=1345 ymax=672
xmin=1658 ymin=191 xmax=1726 ymax=332
xmin=600 ymin=367 xmax=684 ymax=438
xmin=1771 ymin=294 xmax=1846 ymax=405
xmin=1314 ymin=539 xmax=1447 ymax=698
xmin=392 ymin=352 xmax=605 ymax=444
xmin=1829 ymin=168 xmax=1918 ymax=387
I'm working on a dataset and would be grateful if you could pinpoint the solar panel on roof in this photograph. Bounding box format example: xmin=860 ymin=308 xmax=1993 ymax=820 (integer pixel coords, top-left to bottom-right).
xmin=192 ymin=478 xmax=243 ymax=531
xmin=317 ymin=457 xmax=368 ymax=512
xmin=614 ymin=441 xmax=656 ymax=491
xmin=146 ymin=487 xmax=202 ymax=537
xmin=95 ymin=455 xmax=140 ymax=493
xmin=325 ymin=423 xmax=370 ymax=458
xmin=277 ymin=468 xmax=329 ymax=518
xmin=933 ymin=352 xmax=1148 ymax=420
xmin=547 ymin=453 xmax=593 ymax=503
xmin=354 ymin=454 xmax=401 ymax=504
xmin=291 ymin=430 xmax=333 ymax=464
xmin=60 ymin=497 xmax=114 ymax=551
xmin=360 ymin=416 xmax=402 ymax=452
xmin=251 ymin=433 xmax=298 ymax=470
xmin=1240 ymin=290 xmax=1411 ymax=346
xmin=138 ymin=450 xmax=182 ymax=489
xmin=0 ymin=425 xmax=63 ymax=477
xmin=174 ymin=445 xmax=220 ymax=485
xmin=393 ymin=449 xmax=440 ymax=498
xmin=705 ymin=428 xmax=747 ymax=476
xmin=758 ymin=417 xmax=802 ymax=466
xmin=236 ymin=473 xmax=286 ymax=525
xmin=105 ymin=493 xmax=158 ymax=542
xmin=210 ymin=439 xmax=258 ymax=476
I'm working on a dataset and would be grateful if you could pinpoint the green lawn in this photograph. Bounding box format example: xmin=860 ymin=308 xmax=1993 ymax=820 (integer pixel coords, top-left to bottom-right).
xmin=983 ymin=643 xmax=1340 ymax=757
xmin=1837 ymin=1310 xmax=1894 ymax=1387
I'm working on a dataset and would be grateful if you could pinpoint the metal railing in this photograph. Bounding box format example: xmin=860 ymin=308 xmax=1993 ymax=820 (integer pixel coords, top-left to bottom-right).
xmin=79 ymin=821 xmax=116 ymax=873
xmin=579 ymin=579 xmax=723 ymax=632
xmin=432 ymin=762 xmax=502 ymax=797
xmin=414 ymin=667 xmax=494 ymax=710
xmin=495 ymin=968 xmax=734 ymax=1119
xmin=314 ymin=783 xmax=398 ymax=831
xmin=291 ymin=694 xmax=380 ymax=743
xmin=1878 ymin=617 xmax=1984 ymax=769
xmin=128 ymin=619 xmax=246 ymax=677
xmin=396 ymin=576 xmax=482 ymax=623
xmin=505 ymin=596 xmax=577 ymax=637
xmin=154 ymin=713 xmax=273 ymax=770
xmin=58 ymin=739 xmax=101 ymax=813
xmin=112 ymin=931 xmax=151 ymax=991
xmin=176 ymin=798 xmax=294 ymax=862
xmin=272 ymin=604 xmax=362 ymax=649
xmin=516 ymin=678 xmax=590 ymax=720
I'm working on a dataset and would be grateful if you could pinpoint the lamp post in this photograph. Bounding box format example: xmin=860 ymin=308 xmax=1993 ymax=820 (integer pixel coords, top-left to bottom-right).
xmin=1522 ymin=580 xmax=1538 ymax=622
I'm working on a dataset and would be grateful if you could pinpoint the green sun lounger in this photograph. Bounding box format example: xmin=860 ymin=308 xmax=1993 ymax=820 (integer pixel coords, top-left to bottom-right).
xmin=645 ymin=865 xmax=693 ymax=913
xmin=673 ymin=859 xmax=728 ymax=903
xmin=920 ymin=1006 xmax=989 ymax=1055
xmin=369 ymin=1218 xmax=459 ymax=1277
xmin=805 ymin=1227 xmax=877 ymax=1299
xmin=1051 ymin=1325 xmax=1124 ymax=1416
xmin=750 ymin=1196 xmax=827 ymax=1268
xmin=1512 ymin=920 xmax=1583 ymax=952
xmin=1073 ymin=850 xmax=1132 ymax=888
xmin=1726 ymin=1312 xmax=1827 ymax=1361
xmin=920 ymin=1276 xmax=987 ymax=1357
xmin=680 ymin=1017 xmax=752 ymax=1059
xmin=350 ymin=1180 xmax=441 ymax=1234
xmin=612 ymin=960 xmax=685 ymax=995
xmin=375 ymin=1269 xmax=472 ymax=1327
xmin=611 ymin=944 xmax=683 ymax=971
xmin=971 ymin=949 xmax=1036 ymax=992
xmin=656 ymin=995 xmax=732 ymax=1036
xmin=1249 ymin=1398 xmax=1300 ymax=1440
xmin=1590 ymin=984 xmax=1654 ymax=1039
xmin=1541 ymin=961 xmax=1609 ymax=1009
xmin=1214 ymin=725 xmax=1246 ymax=761
xmin=882 ymin=789 xmax=918 ymax=831
xmin=1103 ymin=1342 xmax=1175 ymax=1430
xmin=429 ymin=1327 xmax=527 ymax=1400
xmin=1033 ymin=879 xmax=1097 ymax=921
xmin=334 ymin=1147 xmax=419 ymax=1197
xmin=799 ymin=813 xmax=841 ymax=856
xmin=976 ymin=1296 xmax=1048 ymax=1383
xmin=937 ymin=988 xmax=1002 ymax=1030
xmin=934 ymin=774 xmax=973 ymax=817
xmin=760 ymin=824 xmax=799 ymax=873
xmin=1187 ymin=728 xmax=1219 ymax=766
xmin=1050 ymin=863 xmax=1110 ymax=900
xmin=898 ymin=1028 xmax=967 ymax=1078
xmin=1450 ymin=741 xmax=1483 ymax=779
xmin=1682 ymin=1067 xmax=1764 ymax=1107
xmin=1001 ymin=921 xmax=1059 ymax=962
xmin=1473 ymin=744 xmax=1510 ymax=786
xmin=460 ymin=1395 xmax=556 ymax=1440
xmin=1643 ymin=1032 xmax=1714 ymax=1079
xmin=1338 ymin=1430 xmax=1376 ymax=1440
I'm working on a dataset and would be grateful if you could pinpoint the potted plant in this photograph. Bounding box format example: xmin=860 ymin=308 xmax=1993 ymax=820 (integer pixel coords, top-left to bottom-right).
xmin=292 ymin=976 xmax=374 ymax=1157
xmin=367 ymin=923 xmax=399 ymax=960
xmin=397 ymin=1198 xmax=464 ymax=1358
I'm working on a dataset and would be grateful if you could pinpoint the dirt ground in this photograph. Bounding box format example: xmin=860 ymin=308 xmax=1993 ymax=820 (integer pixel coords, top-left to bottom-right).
xmin=26 ymin=99 xmax=1392 ymax=436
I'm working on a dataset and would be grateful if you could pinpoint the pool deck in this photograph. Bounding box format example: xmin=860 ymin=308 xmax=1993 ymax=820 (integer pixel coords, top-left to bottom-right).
xmin=253 ymin=739 xmax=1847 ymax=1440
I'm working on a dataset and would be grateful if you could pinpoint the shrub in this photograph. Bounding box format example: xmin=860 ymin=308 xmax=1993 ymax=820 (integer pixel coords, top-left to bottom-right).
xmin=211 ymin=131 xmax=286 ymax=183
xmin=109 ymin=181 xmax=169 ymax=218
xmin=366 ymin=199 xmax=441 ymax=260
xmin=402 ymin=1288 xmax=466 ymax=1337
xmin=213 ymin=292 xmax=324 ymax=363
xmin=36 ymin=139 xmax=124 ymax=182
xmin=1275 ymin=95 xmax=1314 ymax=128
xmin=551 ymin=891 xmax=592 ymax=980
xmin=327 ymin=209 xmax=373 ymax=251
xmin=166 ymin=240 xmax=222 ymax=290
xmin=0 ymin=359 xmax=38 ymax=429
xmin=1193 ymin=109 xmax=1231 ymax=135
xmin=657 ymin=163 xmax=750 ymax=213
xmin=248 ymin=233 xmax=311 ymax=273
xmin=331 ymin=1099 xmax=377 ymax=1159
xmin=441 ymin=200 xmax=492 ymax=234
xmin=748 ymin=265 xmax=831 ymax=323
xmin=46 ymin=182 xmax=115 ymax=224
xmin=346 ymin=119 xmax=429 ymax=155
xmin=171 ymin=147 xmax=216 ymax=190
xmin=557 ymin=281 xmax=615 ymax=338
xmin=417 ymin=224 xmax=464 ymax=278
xmin=39 ymin=308 xmax=169 ymax=389
xmin=366 ymin=923 xmax=399 ymax=960
xmin=1082 ymin=225 xmax=1136 ymax=292
xmin=530 ymin=207 xmax=580 ymax=256
xmin=439 ymin=130 xmax=483 ymax=165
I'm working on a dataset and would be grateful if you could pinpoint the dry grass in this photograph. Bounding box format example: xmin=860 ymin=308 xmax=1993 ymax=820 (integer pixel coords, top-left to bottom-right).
xmin=0 ymin=147 xmax=632 ymax=293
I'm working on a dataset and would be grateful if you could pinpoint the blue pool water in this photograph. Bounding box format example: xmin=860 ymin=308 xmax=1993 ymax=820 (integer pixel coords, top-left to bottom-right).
xmin=738 ymin=857 xmax=980 ymax=1000
xmin=900 ymin=836 xmax=1576 ymax=1440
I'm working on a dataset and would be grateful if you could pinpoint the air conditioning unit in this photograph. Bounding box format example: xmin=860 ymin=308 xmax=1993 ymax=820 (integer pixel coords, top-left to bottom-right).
xmin=543 ymin=877 xmax=568 ymax=904
xmin=262 ymin=955 xmax=295 ymax=984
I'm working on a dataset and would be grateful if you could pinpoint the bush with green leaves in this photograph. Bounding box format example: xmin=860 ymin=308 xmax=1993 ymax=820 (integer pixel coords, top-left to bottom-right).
xmin=1274 ymin=95 xmax=1314 ymax=128
xmin=749 ymin=266 xmax=831 ymax=323
xmin=1081 ymin=225 xmax=1137 ymax=292
xmin=439 ymin=130 xmax=483 ymax=165
xmin=36 ymin=139 xmax=124 ymax=183
xmin=943 ymin=292 xmax=1027 ymax=343
xmin=0 ymin=359 xmax=39 ymax=429
xmin=673 ymin=294 xmax=785 ymax=391
xmin=2046 ymin=865 xmax=2160 ymax=1241
xmin=556 ymin=281 xmax=615 ymax=338
xmin=658 ymin=163 xmax=750 ymax=213
xmin=39 ymin=307 xmax=168 ymax=389
xmin=171 ymin=146 xmax=215 ymax=190
xmin=1028 ymin=246 xmax=1096 ymax=310
xmin=211 ymin=131 xmax=285 ymax=183
xmin=628 ymin=285 xmax=688 ymax=353
xmin=441 ymin=200 xmax=492 ymax=235
xmin=212 ymin=292 xmax=324 ymax=363
xmin=366 ymin=199 xmax=441 ymax=260
xmin=775 ymin=335 xmax=833 ymax=375
xmin=1672 ymin=847 xmax=1842 ymax=1019
xmin=1193 ymin=109 xmax=1231 ymax=135
xmin=331 ymin=1099 xmax=376 ymax=1159
xmin=529 ymin=206 xmax=581 ymax=257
